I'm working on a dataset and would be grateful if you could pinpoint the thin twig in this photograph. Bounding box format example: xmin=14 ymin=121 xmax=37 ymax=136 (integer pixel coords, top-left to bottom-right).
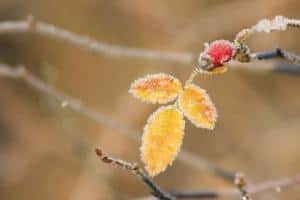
xmin=0 ymin=64 xmax=137 ymax=140
xmin=235 ymin=16 xmax=300 ymax=43
xmin=178 ymin=151 xmax=236 ymax=183
xmin=0 ymin=16 xmax=194 ymax=64
xmin=252 ymin=48 xmax=300 ymax=65
xmin=230 ymin=48 xmax=300 ymax=75
xmin=138 ymin=173 xmax=300 ymax=199
xmin=95 ymin=148 xmax=175 ymax=200
xmin=0 ymin=63 xmax=235 ymax=182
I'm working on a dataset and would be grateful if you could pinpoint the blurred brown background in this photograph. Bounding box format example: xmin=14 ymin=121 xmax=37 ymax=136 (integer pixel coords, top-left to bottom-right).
xmin=0 ymin=0 xmax=299 ymax=199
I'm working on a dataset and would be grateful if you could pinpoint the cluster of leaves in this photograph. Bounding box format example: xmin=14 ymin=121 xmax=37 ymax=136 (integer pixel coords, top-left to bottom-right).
xmin=129 ymin=73 xmax=217 ymax=176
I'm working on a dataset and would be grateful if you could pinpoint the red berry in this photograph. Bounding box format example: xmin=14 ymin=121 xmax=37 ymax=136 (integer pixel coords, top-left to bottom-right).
xmin=204 ymin=40 xmax=234 ymax=66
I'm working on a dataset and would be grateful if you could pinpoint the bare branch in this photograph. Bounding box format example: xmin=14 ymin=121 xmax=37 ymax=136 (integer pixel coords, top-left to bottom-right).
xmin=139 ymin=173 xmax=300 ymax=199
xmin=235 ymin=16 xmax=300 ymax=43
xmin=247 ymin=174 xmax=300 ymax=194
xmin=175 ymin=173 xmax=300 ymax=199
xmin=95 ymin=148 xmax=175 ymax=200
xmin=0 ymin=63 xmax=235 ymax=182
xmin=0 ymin=16 xmax=194 ymax=64
xmin=178 ymin=151 xmax=236 ymax=183
xmin=252 ymin=48 xmax=300 ymax=65
xmin=0 ymin=63 xmax=137 ymax=140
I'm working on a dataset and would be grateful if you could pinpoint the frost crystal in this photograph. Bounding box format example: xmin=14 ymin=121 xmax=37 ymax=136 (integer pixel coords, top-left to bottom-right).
xmin=253 ymin=15 xmax=288 ymax=33
xmin=235 ymin=15 xmax=300 ymax=42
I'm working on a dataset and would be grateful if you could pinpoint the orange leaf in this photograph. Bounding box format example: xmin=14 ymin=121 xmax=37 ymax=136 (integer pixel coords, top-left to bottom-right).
xmin=141 ymin=106 xmax=185 ymax=176
xmin=199 ymin=65 xmax=228 ymax=75
xmin=129 ymin=73 xmax=182 ymax=104
xmin=178 ymin=84 xmax=217 ymax=130
xmin=209 ymin=65 xmax=228 ymax=74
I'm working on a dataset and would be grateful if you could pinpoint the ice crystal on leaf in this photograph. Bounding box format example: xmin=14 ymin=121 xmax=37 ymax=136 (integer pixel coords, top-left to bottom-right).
xmin=129 ymin=73 xmax=182 ymax=104
xmin=129 ymin=73 xmax=217 ymax=176
xmin=178 ymin=84 xmax=217 ymax=130
xmin=141 ymin=106 xmax=185 ymax=176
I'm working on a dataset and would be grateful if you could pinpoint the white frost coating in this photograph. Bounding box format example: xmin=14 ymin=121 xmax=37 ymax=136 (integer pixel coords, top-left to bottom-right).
xmin=235 ymin=15 xmax=300 ymax=42
xmin=252 ymin=16 xmax=289 ymax=33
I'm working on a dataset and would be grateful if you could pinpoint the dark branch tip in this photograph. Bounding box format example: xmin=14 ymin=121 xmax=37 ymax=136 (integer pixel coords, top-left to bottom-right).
xmin=95 ymin=148 xmax=103 ymax=157
xmin=275 ymin=48 xmax=284 ymax=57
xmin=132 ymin=163 xmax=139 ymax=171
xmin=102 ymin=156 xmax=112 ymax=163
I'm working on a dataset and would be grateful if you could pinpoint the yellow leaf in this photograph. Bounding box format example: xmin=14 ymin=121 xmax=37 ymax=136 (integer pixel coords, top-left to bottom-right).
xmin=129 ymin=73 xmax=182 ymax=104
xmin=141 ymin=106 xmax=185 ymax=176
xmin=178 ymin=84 xmax=217 ymax=130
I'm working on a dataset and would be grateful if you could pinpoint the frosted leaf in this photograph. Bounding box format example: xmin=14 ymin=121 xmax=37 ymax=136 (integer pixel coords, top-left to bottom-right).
xmin=198 ymin=65 xmax=228 ymax=75
xmin=129 ymin=73 xmax=182 ymax=104
xmin=178 ymin=84 xmax=217 ymax=130
xmin=141 ymin=106 xmax=185 ymax=176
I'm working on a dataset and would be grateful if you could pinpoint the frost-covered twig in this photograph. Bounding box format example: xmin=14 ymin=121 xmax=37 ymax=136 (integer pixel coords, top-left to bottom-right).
xmin=0 ymin=16 xmax=194 ymax=64
xmin=137 ymin=173 xmax=300 ymax=199
xmin=0 ymin=63 xmax=137 ymax=139
xmin=95 ymin=148 xmax=175 ymax=200
xmin=0 ymin=63 xmax=235 ymax=182
xmin=179 ymin=151 xmax=236 ymax=182
xmin=235 ymin=16 xmax=300 ymax=43
xmin=252 ymin=48 xmax=300 ymax=65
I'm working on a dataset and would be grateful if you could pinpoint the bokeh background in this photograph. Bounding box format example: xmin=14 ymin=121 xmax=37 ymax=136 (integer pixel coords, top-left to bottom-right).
xmin=0 ymin=0 xmax=299 ymax=199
